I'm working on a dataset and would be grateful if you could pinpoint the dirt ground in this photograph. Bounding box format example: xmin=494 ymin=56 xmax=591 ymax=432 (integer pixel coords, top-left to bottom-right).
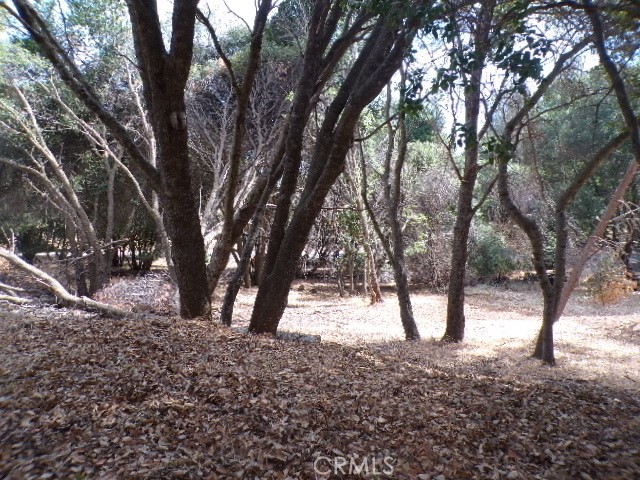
xmin=228 ymin=280 xmax=640 ymax=394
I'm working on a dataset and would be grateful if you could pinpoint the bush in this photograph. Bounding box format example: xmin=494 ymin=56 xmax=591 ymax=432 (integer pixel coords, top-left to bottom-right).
xmin=469 ymin=223 xmax=521 ymax=279
xmin=585 ymin=250 xmax=635 ymax=305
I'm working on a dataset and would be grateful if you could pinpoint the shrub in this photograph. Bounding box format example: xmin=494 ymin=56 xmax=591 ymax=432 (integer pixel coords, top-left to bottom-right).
xmin=469 ymin=223 xmax=521 ymax=279
xmin=585 ymin=250 xmax=635 ymax=305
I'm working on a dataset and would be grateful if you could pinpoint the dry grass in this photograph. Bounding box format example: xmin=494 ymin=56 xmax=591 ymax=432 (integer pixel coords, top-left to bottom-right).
xmin=228 ymin=281 xmax=640 ymax=394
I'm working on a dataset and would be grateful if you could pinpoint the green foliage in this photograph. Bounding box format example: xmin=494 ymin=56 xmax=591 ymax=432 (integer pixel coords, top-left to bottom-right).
xmin=405 ymin=212 xmax=431 ymax=256
xmin=337 ymin=210 xmax=362 ymax=244
xmin=469 ymin=222 xmax=520 ymax=278
xmin=533 ymin=68 xmax=629 ymax=234
xmin=431 ymin=2 xmax=549 ymax=96
xmin=483 ymin=136 xmax=515 ymax=164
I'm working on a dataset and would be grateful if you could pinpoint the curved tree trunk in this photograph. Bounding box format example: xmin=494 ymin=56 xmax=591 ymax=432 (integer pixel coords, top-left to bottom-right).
xmin=249 ymin=12 xmax=420 ymax=335
xmin=0 ymin=247 xmax=129 ymax=317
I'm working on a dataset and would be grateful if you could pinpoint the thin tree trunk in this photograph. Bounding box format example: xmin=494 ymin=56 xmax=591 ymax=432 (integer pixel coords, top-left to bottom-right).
xmin=384 ymin=78 xmax=420 ymax=340
xmin=443 ymin=186 xmax=475 ymax=342
xmin=219 ymin=159 xmax=280 ymax=326
xmin=66 ymin=219 xmax=88 ymax=297
xmin=344 ymin=155 xmax=383 ymax=304
xmin=199 ymin=1 xmax=273 ymax=299
xmin=443 ymin=1 xmax=494 ymax=342
xmin=206 ymin=122 xmax=288 ymax=294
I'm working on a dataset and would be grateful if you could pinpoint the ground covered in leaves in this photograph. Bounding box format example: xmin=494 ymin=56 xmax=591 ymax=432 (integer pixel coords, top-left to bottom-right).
xmin=0 ymin=300 xmax=640 ymax=480
xmin=1 ymin=282 xmax=639 ymax=479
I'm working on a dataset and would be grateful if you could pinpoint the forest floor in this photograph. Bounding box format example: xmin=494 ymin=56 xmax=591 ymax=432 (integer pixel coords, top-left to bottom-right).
xmin=1 ymin=266 xmax=639 ymax=479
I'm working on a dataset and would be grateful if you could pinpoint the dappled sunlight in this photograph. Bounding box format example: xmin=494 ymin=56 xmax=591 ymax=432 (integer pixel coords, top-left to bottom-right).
xmin=229 ymin=283 xmax=640 ymax=392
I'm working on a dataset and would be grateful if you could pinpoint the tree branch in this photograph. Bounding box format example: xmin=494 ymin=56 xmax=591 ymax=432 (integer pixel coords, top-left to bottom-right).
xmin=0 ymin=247 xmax=130 ymax=317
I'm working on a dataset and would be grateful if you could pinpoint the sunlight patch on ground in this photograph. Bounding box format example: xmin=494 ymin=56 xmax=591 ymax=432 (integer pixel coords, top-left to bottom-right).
xmin=230 ymin=283 xmax=640 ymax=392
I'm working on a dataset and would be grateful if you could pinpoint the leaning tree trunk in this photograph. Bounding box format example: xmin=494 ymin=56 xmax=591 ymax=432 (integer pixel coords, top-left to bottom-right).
xmin=0 ymin=247 xmax=129 ymax=317
xmin=249 ymin=13 xmax=420 ymax=335
xmin=219 ymin=170 xmax=277 ymax=326
xmin=384 ymin=78 xmax=419 ymax=340
xmin=555 ymin=159 xmax=637 ymax=320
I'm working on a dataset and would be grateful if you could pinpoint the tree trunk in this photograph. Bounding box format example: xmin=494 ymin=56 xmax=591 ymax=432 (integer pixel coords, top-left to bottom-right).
xmin=384 ymin=77 xmax=420 ymax=340
xmin=150 ymin=94 xmax=211 ymax=317
xmin=533 ymin=283 xmax=556 ymax=363
xmin=66 ymin=220 xmax=88 ymax=297
xmin=349 ymin=251 xmax=356 ymax=294
xmin=128 ymin=0 xmax=212 ymax=318
xmin=443 ymin=190 xmax=474 ymax=342
xmin=254 ymin=230 xmax=267 ymax=287
xmin=248 ymin=8 xmax=420 ymax=335
xmin=442 ymin=1 xmax=494 ymax=342
xmin=498 ymin=160 xmax=557 ymax=364
xmin=345 ymin=151 xmax=383 ymax=303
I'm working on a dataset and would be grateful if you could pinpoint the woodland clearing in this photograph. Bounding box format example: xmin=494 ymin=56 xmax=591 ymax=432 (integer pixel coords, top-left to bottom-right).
xmin=0 ymin=268 xmax=639 ymax=479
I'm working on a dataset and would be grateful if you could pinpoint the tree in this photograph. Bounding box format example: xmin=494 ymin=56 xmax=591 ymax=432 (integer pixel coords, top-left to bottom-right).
xmin=495 ymin=35 xmax=617 ymax=364
xmin=344 ymin=150 xmax=384 ymax=305
xmin=439 ymin=0 xmax=566 ymax=342
xmin=248 ymin=0 xmax=429 ymax=335
xmin=0 ymin=80 xmax=114 ymax=295
xmin=195 ymin=0 xmax=276 ymax=296
xmin=358 ymin=73 xmax=421 ymax=340
xmin=5 ymin=0 xmax=210 ymax=317
xmin=442 ymin=0 xmax=497 ymax=342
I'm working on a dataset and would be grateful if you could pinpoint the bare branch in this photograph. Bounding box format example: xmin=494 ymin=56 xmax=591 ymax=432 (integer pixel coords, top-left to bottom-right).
xmin=0 ymin=247 xmax=130 ymax=317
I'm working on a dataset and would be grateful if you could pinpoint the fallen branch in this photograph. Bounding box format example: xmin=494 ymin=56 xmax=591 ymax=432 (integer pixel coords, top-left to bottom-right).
xmin=0 ymin=281 xmax=28 ymax=293
xmin=0 ymin=294 xmax=30 ymax=304
xmin=0 ymin=247 xmax=130 ymax=317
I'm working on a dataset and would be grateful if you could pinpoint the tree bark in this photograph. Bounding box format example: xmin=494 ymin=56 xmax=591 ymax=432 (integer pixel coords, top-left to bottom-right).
xmin=383 ymin=78 xmax=420 ymax=340
xmin=249 ymin=11 xmax=420 ymax=335
xmin=443 ymin=1 xmax=494 ymax=342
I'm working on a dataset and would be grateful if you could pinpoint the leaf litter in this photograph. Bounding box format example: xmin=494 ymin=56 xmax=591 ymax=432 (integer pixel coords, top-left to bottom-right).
xmin=0 ymin=278 xmax=639 ymax=479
